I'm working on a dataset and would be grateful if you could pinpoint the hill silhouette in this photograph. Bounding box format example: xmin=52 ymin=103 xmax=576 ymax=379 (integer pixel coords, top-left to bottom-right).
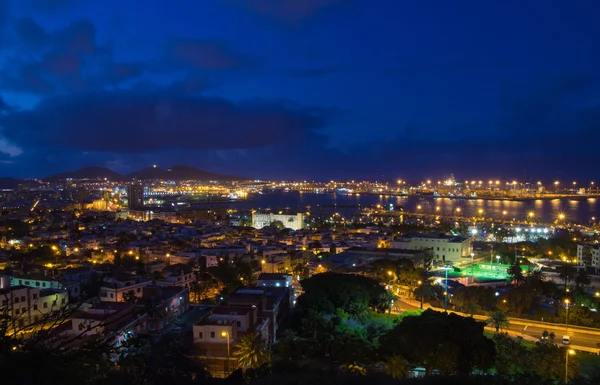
xmin=41 ymin=165 xmax=246 ymax=182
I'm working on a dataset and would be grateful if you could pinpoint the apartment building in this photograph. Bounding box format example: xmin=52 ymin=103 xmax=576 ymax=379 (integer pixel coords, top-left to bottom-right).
xmin=139 ymin=285 xmax=189 ymax=334
xmin=99 ymin=275 xmax=151 ymax=302
xmin=577 ymin=244 xmax=600 ymax=273
xmin=193 ymin=285 xmax=292 ymax=378
xmin=155 ymin=264 xmax=195 ymax=289
xmin=0 ymin=285 xmax=69 ymax=330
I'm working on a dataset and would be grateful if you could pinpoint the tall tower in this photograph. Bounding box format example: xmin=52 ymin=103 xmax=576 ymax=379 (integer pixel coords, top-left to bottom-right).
xmin=127 ymin=183 xmax=144 ymax=210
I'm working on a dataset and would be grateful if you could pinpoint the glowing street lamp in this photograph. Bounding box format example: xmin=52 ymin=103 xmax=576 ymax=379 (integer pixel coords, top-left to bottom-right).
xmin=565 ymin=349 xmax=575 ymax=384
xmin=564 ymin=299 xmax=570 ymax=329
xmin=440 ymin=265 xmax=453 ymax=312
xmin=221 ymin=331 xmax=231 ymax=375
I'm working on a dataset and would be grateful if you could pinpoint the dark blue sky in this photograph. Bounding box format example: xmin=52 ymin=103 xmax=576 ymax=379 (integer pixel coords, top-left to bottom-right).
xmin=1 ymin=0 xmax=600 ymax=181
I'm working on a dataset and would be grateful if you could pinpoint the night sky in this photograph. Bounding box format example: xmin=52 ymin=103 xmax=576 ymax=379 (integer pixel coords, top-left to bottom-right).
xmin=1 ymin=0 xmax=600 ymax=181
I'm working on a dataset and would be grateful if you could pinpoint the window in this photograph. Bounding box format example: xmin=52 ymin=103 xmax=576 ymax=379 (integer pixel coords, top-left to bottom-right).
xmin=32 ymin=294 xmax=37 ymax=300
xmin=21 ymin=296 xmax=25 ymax=302
xmin=198 ymin=332 xmax=203 ymax=339
xmin=43 ymin=283 xmax=47 ymax=287
xmin=136 ymin=288 xmax=141 ymax=293
xmin=79 ymin=323 xmax=85 ymax=331
xmin=149 ymin=324 xmax=155 ymax=331
xmin=237 ymin=321 xmax=241 ymax=328
xmin=14 ymin=297 xmax=19 ymax=304
xmin=25 ymin=281 xmax=30 ymax=285
xmin=1 ymin=300 xmax=6 ymax=305
xmin=33 ymin=305 xmax=38 ymax=311
xmin=36 ymin=282 xmax=40 ymax=287
xmin=110 ymin=293 xmax=114 ymax=298
xmin=100 ymin=292 xmax=107 ymax=297
xmin=210 ymin=331 xmax=215 ymax=338
xmin=14 ymin=308 xmax=20 ymax=315
xmin=43 ymin=302 xmax=48 ymax=309
xmin=61 ymin=298 xmax=66 ymax=304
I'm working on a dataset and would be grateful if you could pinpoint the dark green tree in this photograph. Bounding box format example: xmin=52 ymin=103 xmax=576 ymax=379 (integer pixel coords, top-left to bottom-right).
xmin=379 ymin=309 xmax=496 ymax=376
xmin=507 ymin=261 xmax=525 ymax=285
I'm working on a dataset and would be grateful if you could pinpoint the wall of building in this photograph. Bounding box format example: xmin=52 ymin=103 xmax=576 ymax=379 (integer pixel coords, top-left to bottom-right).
xmin=252 ymin=213 xmax=305 ymax=230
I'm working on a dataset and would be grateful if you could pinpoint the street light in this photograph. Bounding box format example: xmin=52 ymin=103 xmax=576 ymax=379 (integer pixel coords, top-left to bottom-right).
xmin=221 ymin=330 xmax=230 ymax=375
xmin=565 ymin=348 xmax=575 ymax=384
xmin=441 ymin=265 xmax=452 ymax=312
xmin=417 ymin=280 xmax=424 ymax=309
xmin=470 ymin=253 xmax=475 ymax=280
xmin=564 ymin=299 xmax=570 ymax=330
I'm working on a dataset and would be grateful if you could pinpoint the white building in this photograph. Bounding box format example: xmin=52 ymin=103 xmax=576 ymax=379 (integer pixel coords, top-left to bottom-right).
xmin=0 ymin=285 xmax=69 ymax=330
xmin=391 ymin=232 xmax=473 ymax=266
xmin=577 ymin=244 xmax=600 ymax=273
xmin=252 ymin=212 xmax=305 ymax=230
xmin=99 ymin=276 xmax=150 ymax=303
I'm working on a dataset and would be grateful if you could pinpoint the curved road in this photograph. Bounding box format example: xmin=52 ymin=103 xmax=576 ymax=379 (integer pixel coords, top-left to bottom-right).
xmin=395 ymin=299 xmax=600 ymax=352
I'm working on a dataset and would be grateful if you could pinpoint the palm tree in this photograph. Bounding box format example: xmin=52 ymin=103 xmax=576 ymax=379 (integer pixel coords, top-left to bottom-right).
xmin=527 ymin=269 xmax=545 ymax=282
xmin=487 ymin=310 xmax=510 ymax=334
xmin=233 ymin=333 xmax=270 ymax=370
xmin=348 ymin=301 xmax=371 ymax=322
xmin=575 ymin=269 xmax=591 ymax=288
xmin=559 ymin=262 xmax=576 ymax=287
xmin=507 ymin=261 xmax=525 ymax=285
xmin=291 ymin=263 xmax=305 ymax=281
xmin=382 ymin=355 xmax=410 ymax=379
xmin=377 ymin=290 xmax=398 ymax=315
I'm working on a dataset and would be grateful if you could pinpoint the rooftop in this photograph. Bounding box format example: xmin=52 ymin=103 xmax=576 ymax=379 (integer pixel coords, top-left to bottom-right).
xmin=396 ymin=232 xmax=469 ymax=242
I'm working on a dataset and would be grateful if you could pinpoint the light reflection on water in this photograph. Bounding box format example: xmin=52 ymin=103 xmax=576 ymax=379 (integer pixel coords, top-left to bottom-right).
xmin=232 ymin=192 xmax=599 ymax=224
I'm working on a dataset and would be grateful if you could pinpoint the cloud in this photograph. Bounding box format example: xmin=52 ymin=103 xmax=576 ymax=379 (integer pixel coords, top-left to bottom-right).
xmin=24 ymin=0 xmax=81 ymax=12
xmin=0 ymin=137 xmax=22 ymax=157
xmin=166 ymin=72 xmax=212 ymax=94
xmin=0 ymin=96 xmax=13 ymax=113
xmin=241 ymin=0 xmax=347 ymax=25
xmin=286 ymin=66 xmax=344 ymax=78
xmin=165 ymin=38 xmax=253 ymax=70
xmin=12 ymin=17 xmax=49 ymax=46
xmin=499 ymin=75 xmax=593 ymax=134
xmin=1 ymin=19 xmax=144 ymax=93
xmin=0 ymin=90 xmax=331 ymax=154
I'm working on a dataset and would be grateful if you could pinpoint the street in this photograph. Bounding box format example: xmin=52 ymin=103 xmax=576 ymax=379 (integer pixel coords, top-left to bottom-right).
xmin=394 ymin=299 xmax=600 ymax=352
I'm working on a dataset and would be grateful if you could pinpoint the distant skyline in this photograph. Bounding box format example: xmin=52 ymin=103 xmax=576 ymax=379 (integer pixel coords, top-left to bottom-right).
xmin=1 ymin=0 xmax=600 ymax=180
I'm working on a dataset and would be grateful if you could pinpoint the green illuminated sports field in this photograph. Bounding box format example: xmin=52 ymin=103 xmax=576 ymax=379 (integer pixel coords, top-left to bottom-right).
xmin=447 ymin=263 xmax=529 ymax=281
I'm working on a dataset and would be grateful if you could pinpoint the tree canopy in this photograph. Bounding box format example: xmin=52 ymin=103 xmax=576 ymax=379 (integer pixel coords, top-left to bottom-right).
xmin=379 ymin=309 xmax=496 ymax=376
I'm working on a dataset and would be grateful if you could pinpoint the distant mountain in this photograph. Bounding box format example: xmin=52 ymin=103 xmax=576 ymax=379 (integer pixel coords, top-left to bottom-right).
xmin=40 ymin=165 xmax=246 ymax=182
xmin=127 ymin=165 xmax=246 ymax=181
xmin=44 ymin=167 xmax=125 ymax=181
xmin=0 ymin=178 xmax=42 ymax=190
xmin=0 ymin=177 xmax=23 ymax=190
